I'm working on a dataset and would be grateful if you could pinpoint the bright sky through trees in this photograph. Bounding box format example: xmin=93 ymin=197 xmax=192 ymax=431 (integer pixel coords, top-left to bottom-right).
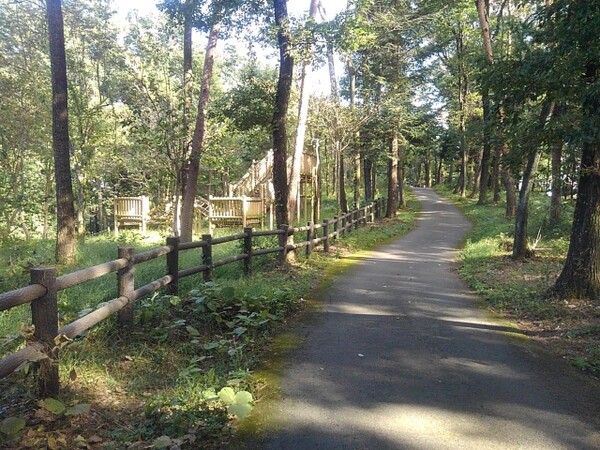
xmin=113 ymin=0 xmax=348 ymax=94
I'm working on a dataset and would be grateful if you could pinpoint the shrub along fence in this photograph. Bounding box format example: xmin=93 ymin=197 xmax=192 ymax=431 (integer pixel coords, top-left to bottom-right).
xmin=0 ymin=199 xmax=387 ymax=396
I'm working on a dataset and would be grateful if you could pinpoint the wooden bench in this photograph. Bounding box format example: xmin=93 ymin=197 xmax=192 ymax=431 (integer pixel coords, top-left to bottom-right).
xmin=208 ymin=196 xmax=267 ymax=232
xmin=113 ymin=196 xmax=149 ymax=236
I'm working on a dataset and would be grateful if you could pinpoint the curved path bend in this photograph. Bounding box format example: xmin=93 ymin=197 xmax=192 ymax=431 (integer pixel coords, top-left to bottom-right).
xmin=249 ymin=188 xmax=600 ymax=450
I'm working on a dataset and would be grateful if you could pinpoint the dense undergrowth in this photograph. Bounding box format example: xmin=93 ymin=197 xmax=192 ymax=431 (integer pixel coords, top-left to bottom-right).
xmin=0 ymin=201 xmax=417 ymax=449
xmin=436 ymin=185 xmax=600 ymax=378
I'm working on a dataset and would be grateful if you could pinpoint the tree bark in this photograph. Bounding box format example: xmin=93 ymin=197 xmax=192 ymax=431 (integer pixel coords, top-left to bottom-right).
xmin=180 ymin=20 xmax=220 ymax=242
xmin=478 ymin=89 xmax=492 ymax=204
xmin=177 ymin=12 xmax=193 ymax=236
xmin=553 ymin=64 xmax=600 ymax=300
xmin=364 ymin=158 xmax=373 ymax=202
xmin=549 ymin=141 xmax=563 ymax=227
xmin=272 ymin=0 xmax=294 ymax=227
xmin=338 ymin=149 xmax=348 ymax=213
xmin=476 ymin=0 xmax=494 ymax=206
xmin=456 ymin=25 xmax=468 ymax=198
xmin=47 ymin=0 xmax=77 ymax=264
xmin=514 ymin=99 xmax=554 ymax=259
xmin=386 ymin=130 xmax=399 ymax=218
xmin=288 ymin=0 xmax=318 ymax=224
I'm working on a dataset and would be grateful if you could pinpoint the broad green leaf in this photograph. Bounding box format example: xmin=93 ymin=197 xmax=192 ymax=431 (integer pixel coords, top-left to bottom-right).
xmin=228 ymin=402 xmax=253 ymax=419
xmin=235 ymin=391 xmax=253 ymax=404
xmin=42 ymin=398 xmax=65 ymax=415
xmin=64 ymin=403 xmax=91 ymax=416
xmin=169 ymin=296 xmax=181 ymax=306
xmin=218 ymin=387 xmax=236 ymax=405
xmin=0 ymin=417 xmax=26 ymax=435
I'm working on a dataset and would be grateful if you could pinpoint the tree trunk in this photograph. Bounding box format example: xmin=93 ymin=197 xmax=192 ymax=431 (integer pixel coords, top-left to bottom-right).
xmin=456 ymin=25 xmax=468 ymax=198
xmin=553 ymin=64 xmax=600 ymax=300
xmin=338 ymin=150 xmax=348 ymax=213
xmin=397 ymin=144 xmax=405 ymax=208
xmin=513 ymin=100 xmax=555 ymax=258
xmin=180 ymin=21 xmax=220 ymax=242
xmin=347 ymin=59 xmax=361 ymax=210
xmin=178 ymin=12 xmax=193 ymax=235
xmin=272 ymin=0 xmax=294 ymax=227
xmin=386 ymin=131 xmax=399 ymax=218
xmin=478 ymin=89 xmax=492 ymax=204
xmin=476 ymin=0 xmax=494 ymax=206
xmin=549 ymin=141 xmax=563 ymax=227
xmin=364 ymin=158 xmax=373 ymax=202
xmin=503 ymin=164 xmax=517 ymax=218
xmin=288 ymin=0 xmax=318 ymax=225
xmin=553 ymin=143 xmax=600 ymax=299
xmin=47 ymin=0 xmax=77 ymax=264
xmin=469 ymin=146 xmax=484 ymax=198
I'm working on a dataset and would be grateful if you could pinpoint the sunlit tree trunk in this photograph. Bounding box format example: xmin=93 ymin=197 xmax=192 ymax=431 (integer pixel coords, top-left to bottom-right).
xmin=386 ymin=130 xmax=399 ymax=218
xmin=180 ymin=20 xmax=220 ymax=242
xmin=288 ymin=0 xmax=318 ymax=224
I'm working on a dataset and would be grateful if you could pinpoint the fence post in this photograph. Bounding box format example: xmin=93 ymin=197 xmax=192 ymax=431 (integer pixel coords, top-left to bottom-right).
xmin=166 ymin=237 xmax=179 ymax=296
xmin=341 ymin=214 xmax=347 ymax=237
xmin=370 ymin=202 xmax=375 ymax=222
xmin=202 ymin=234 xmax=213 ymax=281
xmin=333 ymin=216 xmax=339 ymax=240
xmin=278 ymin=224 xmax=290 ymax=265
xmin=30 ymin=267 xmax=59 ymax=397
xmin=354 ymin=210 xmax=359 ymax=230
xmin=323 ymin=219 xmax=330 ymax=253
xmin=117 ymin=246 xmax=135 ymax=328
xmin=374 ymin=200 xmax=379 ymax=220
xmin=306 ymin=222 xmax=313 ymax=258
xmin=243 ymin=227 xmax=253 ymax=275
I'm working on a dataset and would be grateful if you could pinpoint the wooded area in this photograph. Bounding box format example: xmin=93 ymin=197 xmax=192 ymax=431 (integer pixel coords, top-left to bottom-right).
xmin=0 ymin=0 xmax=598 ymax=299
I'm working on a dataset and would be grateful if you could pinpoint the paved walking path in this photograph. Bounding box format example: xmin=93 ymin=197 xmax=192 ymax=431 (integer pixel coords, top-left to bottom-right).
xmin=250 ymin=188 xmax=600 ymax=449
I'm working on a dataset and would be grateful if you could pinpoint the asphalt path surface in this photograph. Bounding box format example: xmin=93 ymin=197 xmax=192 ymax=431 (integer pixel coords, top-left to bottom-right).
xmin=248 ymin=188 xmax=600 ymax=449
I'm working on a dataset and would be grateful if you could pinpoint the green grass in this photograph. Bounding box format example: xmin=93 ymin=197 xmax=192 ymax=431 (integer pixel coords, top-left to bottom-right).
xmin=0 ymin=201 xmax=417 ymax=449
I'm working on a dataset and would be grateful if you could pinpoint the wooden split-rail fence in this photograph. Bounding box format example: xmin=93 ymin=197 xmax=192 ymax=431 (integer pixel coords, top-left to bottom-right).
xmin=0 ymin=199 xmax=387 ymax=396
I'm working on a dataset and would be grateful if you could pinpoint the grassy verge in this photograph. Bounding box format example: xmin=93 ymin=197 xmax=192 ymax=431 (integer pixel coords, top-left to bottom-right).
xmin=435 ymin=185 xmax=600 ymax=378
xmin=0 ymin=200 xmax=417 ymax=449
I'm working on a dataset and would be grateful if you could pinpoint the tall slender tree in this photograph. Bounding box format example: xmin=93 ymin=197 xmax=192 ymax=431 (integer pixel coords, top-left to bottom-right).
xmin=272 ymin=0 xmax=294 ymax=227
xmin=47 ymin=0 xmax=76 ymax=264
xmin=288 ymin=0 xmax=319 ymax=224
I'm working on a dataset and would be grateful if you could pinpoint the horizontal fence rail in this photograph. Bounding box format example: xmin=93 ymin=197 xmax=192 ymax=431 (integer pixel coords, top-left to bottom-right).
xmin=0 ymin=198 xmax=387 ymax=396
